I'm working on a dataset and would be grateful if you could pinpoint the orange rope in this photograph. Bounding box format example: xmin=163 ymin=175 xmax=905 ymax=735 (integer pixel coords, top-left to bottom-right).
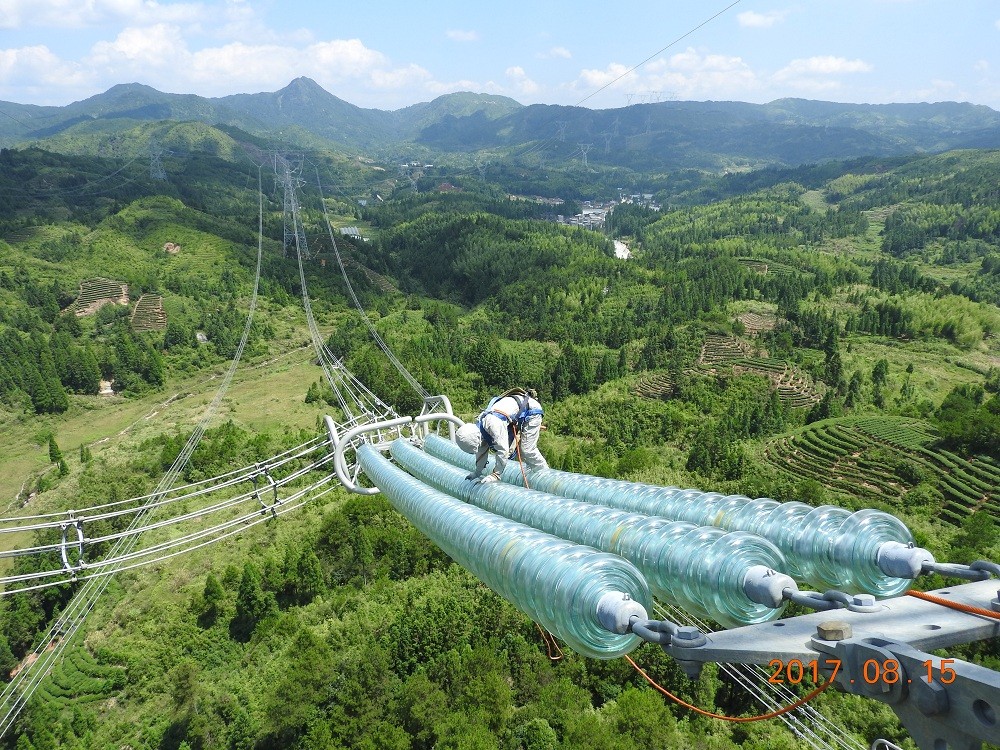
xmin=624 ymin=654 xmax=835 ymax=722
xmin=905 ymin=589 xmax=1000 ymax=620
xmin=535 ymin=622 xmax=564 ymax=660
xmin=513 ymin=427 xmax=530 ymax=488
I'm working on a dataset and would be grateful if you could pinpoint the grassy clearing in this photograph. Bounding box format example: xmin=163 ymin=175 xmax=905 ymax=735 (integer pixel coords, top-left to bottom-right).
xmin=800 ymin=189 xmax=829 ymax=211
xmin=0 ymin=314 xmax=323 ymax=512
xmin=843 ymin=334 xmax=997 ymax=408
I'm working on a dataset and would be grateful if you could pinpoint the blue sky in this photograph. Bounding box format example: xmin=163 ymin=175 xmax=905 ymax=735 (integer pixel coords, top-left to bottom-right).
xmin=1 ymin=0 xmax=999 ymax=111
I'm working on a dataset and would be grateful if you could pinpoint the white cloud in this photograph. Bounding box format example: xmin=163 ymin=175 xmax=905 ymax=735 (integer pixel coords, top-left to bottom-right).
xmin=505 ymin=66 xmax=540 ymax=95
xmin=913 ymin=78 xmax=959 ymax=102
xmin=307 ymin=39 xmax=390 ymax=78
xmin=576 ymin=62 xmax=635 ymax=91
xmin=16 ymin=28 xmax=433 ymax=104
xmin=0 ymin=44 xmax=81 ymax=84
xmin=184 ymin=42 xmax=288 ymax=90
xmin=369 ymin=63 xmax=433 ymax=91
xmin=769 ymin=56 xmax=872 ymax=97
xmin=426 ymin=77 xmax=483 ymax=96
xmin=775 ymin=56 xmax=872 ymax=77
xmin=0 ymin=44 xmax=90 ymax=105
xmin=654 ymin=48 xmax=759 ymax=99
xmin=0 ymin=0 xmax=207 ymax=29
xmin=737 ymin=10 xmax=786 ymax=28
xmin=570 ymin=49 xmax=760 ymax=104
xmin=538 ymin=46 xmax=571 ymax=60
xmin=446 ymin=29 xmax=479 ymax=42
xmin=88 ymin=24 xmax=183 ymax=69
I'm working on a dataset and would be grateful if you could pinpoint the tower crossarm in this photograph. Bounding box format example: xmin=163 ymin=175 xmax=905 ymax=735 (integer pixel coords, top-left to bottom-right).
xmin=659 ymin=579 xmax=1000 ymax=750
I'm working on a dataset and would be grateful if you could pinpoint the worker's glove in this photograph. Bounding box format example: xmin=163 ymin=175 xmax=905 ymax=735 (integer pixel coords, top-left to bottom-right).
xmin=465 ymin=471 xmax=481 ymax=481
xmin=480 ymin=472 xmax=501 ymax=484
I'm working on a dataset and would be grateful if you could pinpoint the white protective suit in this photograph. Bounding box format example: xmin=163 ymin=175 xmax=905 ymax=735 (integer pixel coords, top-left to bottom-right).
xmin=470 ymin=392 xmax=548 ymax=479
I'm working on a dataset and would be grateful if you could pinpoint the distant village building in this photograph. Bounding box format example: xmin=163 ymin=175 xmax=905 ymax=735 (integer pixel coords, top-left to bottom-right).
xmin=506 ymin=191 xmax=658 ymax=231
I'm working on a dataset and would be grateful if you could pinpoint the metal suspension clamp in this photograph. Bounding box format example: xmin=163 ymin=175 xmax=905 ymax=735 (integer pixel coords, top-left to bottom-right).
xmin=266 ymin=471 xmax=279 ymax=516
xmin=59 ymin=513 xmax=85 ymax=579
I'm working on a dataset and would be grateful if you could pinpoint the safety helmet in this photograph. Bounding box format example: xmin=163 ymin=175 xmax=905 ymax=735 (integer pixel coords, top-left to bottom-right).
xmin=455 ymin=423 xmax=482 ymax=454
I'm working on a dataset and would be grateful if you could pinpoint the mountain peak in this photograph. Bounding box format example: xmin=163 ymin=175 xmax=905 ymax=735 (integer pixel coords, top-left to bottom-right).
xmin=282 ymin=77 xmax=326 ymax=94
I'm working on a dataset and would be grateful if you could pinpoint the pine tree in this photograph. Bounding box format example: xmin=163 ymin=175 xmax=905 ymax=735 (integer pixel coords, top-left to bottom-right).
xmin=48 ymin=435 xmax=62 ymax=464
xmin=201 ymin=573 xmax=225 ymax=624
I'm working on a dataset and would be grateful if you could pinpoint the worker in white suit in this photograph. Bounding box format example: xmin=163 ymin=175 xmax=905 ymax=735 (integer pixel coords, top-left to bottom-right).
xmin=455 ymin=387 xmax=548 ymax=483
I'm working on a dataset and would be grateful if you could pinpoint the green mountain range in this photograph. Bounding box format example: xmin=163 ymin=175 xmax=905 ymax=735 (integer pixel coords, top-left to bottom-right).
xmin=4 ymin=77 xmax=1000 ymax=170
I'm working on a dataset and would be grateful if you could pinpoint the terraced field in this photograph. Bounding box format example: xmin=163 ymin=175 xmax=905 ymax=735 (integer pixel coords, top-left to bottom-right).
xmin=697 ymin=335 xmax=823 ymax=407
xmin=131 ymin=293 xmax=167 ymax=331
xmin=737 ymin=311 xmax=780 ymax=335
xmin=67 ymin=277 xmax=129 ymax=316
xmin=29 ymin=647 xmax=124 ymax=712
xmin=762 ymin=416 xmax=1000 ymax=523
xmin=633 ymin=371 xmax=675 ymax=399
xmin=736 ymin=257 xmax=800 ymax=276
xmin=699 ymin=333 xmax=753 ymax=363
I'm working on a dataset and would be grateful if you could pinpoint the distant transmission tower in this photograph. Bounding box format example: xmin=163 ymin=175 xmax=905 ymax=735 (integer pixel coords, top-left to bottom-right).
xmin=398 ymin=163 xmax=420 ymax=193
xmin=276 ymin=155 xmax=310 ymax=259
xmin=601 ymin=131 xmax=613 ymax=155
xmin=475 ymin=158 xmax=491 ymax=182
xmin=578 ymin=143 xmax=592 ymax=169
xmin=556 ymin=121 xmax=569 ymax=141
xmin=149 ymin=139 xmax=166 ymax=180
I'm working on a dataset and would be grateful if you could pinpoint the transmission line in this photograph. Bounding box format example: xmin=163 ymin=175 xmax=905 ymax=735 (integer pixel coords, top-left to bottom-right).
xmin=276 ymin=155 xmax=398 ymax=432
xmin=313 ymin=167 xmax=430 ymax=402
xmin=0 ymin=169 xmax=269 ymax=739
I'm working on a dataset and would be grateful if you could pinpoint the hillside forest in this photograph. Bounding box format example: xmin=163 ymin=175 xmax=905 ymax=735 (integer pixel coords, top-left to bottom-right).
xmin=0 ymin=130 xmax=999 ymax=750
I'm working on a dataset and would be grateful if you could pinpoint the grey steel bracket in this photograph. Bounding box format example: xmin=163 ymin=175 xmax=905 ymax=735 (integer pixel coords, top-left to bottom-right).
xmin=327 ymin=397 xmax=467 ymax=495
xmin=327 ymin=415 xmax=414 ymax=494
xmin=661 ymin=578 xmax=1000 ymax=750
xmin=817 ymin=636 xmax=1000 ymax=750
xmin=415 ymin=395 xmax=463 ymax=441
xmin=414 ymin=411 xmax=464 ymax=439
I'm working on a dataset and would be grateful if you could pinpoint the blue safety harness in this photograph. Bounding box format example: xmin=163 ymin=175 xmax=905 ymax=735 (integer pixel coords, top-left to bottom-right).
xmin=477 ymin=393 xmax=543 ymax=455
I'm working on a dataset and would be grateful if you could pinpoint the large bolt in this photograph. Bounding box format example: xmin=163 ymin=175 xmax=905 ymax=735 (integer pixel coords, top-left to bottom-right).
xmin=672 ymin=626 xmax=706 ymax=647
xmin=816 ymin=621 xmax=852 ymax=641
xmin=674 ymin=626 xmax=700 ymax=641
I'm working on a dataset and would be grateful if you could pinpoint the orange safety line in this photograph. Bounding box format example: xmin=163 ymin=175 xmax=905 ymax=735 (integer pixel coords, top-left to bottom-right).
xmin=513 ymin=426 xmax=530 ymax=489
xmin=535 ymin=622 xmax=564 ymax=661
xmin=625 ymin=654 xmax=835 ymax=722
xmin=905 ymin=589 xmax=1000 ymax=620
